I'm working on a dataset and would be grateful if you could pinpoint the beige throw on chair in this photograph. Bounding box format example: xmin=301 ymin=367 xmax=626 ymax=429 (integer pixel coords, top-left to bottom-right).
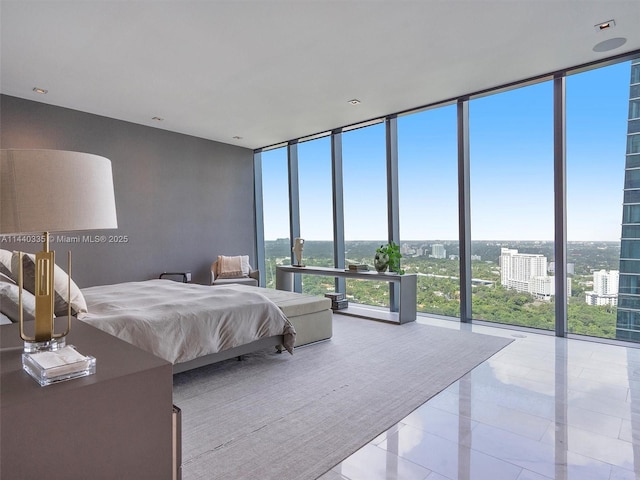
xmin=211 ymin=255 xmax=259 ymax=287
xmin=217 ymin=255 xmax=244 ymax=278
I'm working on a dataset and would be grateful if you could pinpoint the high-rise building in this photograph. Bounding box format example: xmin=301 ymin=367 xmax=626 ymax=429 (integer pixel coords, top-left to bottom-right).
xmin=499 ymin=248 xmax=547 ymax=291
xmin=499 ymin=247 xmax=571 ymax=300
xmin=617 ymin=59 xmax=640 ymax=341
xmin=431 ymin=244 xmax=446 ymax=259
xmin=594 ymin=269 xmax=619 ymax=295
xmin=586 ymin=270 xmax=619 ymax=306
xmin=530 ymin=275 xmax=572 ymax=301
xmin=400 ymin=243 xmax=415 ymax=255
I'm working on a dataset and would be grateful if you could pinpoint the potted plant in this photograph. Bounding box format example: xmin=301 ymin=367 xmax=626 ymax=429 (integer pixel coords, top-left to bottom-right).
xmin=375 ymin=242 xmax=404 ymax=274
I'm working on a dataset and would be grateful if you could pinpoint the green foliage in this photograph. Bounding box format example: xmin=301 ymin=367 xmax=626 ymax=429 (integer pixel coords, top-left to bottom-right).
xmin=376 ymin=242 xmax=405 ymax=274
xmin=265 ymin=240 xmax=621 ymax=341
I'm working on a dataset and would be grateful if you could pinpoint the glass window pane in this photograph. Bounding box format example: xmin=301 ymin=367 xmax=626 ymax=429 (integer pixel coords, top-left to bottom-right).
xmin=624 ymin=205 xmax=640 ymax=223
xmin=625 ymin=169 xmax=640 ymax=188
xmin=620 ymin=275 xmax=640 ymax=295
xmin=617 ymin=309 xmax=640 ymax=339
xmin=262 ymin=147 xmax=290 ymax=289
xmin=298 ymin=136 xmax=335 ymax=295
xmin=630 ymin=100 xmax=640 ymax=119
xmin=470 ymin=81 xmax=555 ymax=330
xmin=342 ymin=123 xmax=388 ymax=307
xmin=631 ymin=84 xmax=640 ymax=99
xmin=620 ymin=260 xmax=640 ymax=274
xmin=632 ymin=63 xmax=640 ymax=84
xmin=625 ymin=153 xmax=640 ymax=168
xmin=567 ymin=61 xmax=629 ymax=339
xmin=624 ymin=189 xmax=640 ymax=203
xmin=623 ymin=225 xmax=640 ymax=238
xmin=398 ymin=105 xmax=459 ymax=317
xmin=619 ymin=297 xmax=640 ymax=309
xmin=622 ymin=240 xmax=640 ymax=258
xmin=628 ymin=134 xmax=640 ymax=154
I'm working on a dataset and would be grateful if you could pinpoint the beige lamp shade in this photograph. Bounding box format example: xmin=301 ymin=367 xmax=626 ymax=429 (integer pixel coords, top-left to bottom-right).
xmin=1 ymin=149 xmax=118 ymax=234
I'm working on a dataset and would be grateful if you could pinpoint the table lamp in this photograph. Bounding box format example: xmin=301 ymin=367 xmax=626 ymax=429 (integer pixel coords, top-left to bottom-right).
xmin=0 ymin=149 xmax=118 ymax=354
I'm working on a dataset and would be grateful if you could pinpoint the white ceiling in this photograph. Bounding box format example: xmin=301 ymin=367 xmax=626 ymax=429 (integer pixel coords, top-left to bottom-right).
xmin=2 ymin=1 xmax=640 ymax=150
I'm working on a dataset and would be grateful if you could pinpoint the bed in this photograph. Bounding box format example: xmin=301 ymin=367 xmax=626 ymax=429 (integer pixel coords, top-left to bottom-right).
xmin=78 ymin=279 xmax=296 ymax=373
xmin=1 ymin=248 xmax=313 ymax=374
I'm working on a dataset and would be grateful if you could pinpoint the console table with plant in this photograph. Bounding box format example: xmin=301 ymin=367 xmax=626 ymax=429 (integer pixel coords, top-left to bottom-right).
xmin=275 ymin=265 xmax=417 ymax=323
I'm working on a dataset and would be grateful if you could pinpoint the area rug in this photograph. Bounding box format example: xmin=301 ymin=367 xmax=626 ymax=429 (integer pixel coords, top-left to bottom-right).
xmin=172 ymin=315 xmax=512 ymax=480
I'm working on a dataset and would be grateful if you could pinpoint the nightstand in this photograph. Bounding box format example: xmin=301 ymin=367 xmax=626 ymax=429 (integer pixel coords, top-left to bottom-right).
xmin=1 ymin=319 xmax=175 ymax=479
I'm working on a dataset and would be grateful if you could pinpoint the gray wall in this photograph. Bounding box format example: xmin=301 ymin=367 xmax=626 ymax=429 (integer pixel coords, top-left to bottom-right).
xmin=1 ymin=95 xmax=257 ymax=287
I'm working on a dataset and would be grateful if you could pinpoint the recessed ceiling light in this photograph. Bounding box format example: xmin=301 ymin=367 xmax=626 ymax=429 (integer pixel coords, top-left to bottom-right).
xmin=32 ymin=87 xmax=48 ymax=94
xmin=594 ymin=19 xmax=615 ymax=31
xmin=151 ymin=116 xmax=164 ymax=121
xmin=348 ymin=99 xmax=361 ymax=105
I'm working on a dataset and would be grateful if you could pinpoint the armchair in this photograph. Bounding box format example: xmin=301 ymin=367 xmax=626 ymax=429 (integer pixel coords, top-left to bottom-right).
xmin=211 ymin=255 xmax=260 ymax=287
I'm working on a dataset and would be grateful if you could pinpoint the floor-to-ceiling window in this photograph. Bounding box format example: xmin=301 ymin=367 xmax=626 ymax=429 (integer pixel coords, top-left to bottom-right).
xmin=469 ymin=81 xmax=556 ymax=330
xmin=342 ymin=123 xmax=389 ymax=307
xmin=298 ymin=135 xmax=335 ymax=295
xmin=398 ymin=105 xmax=460 ymax=317
xmin=262 ymin=147 xmax=290 ymax=289
xmin=566 ymin=61 xmax=629 ymax=339
xmin=256 ymin=52 xmax=640 ymax=341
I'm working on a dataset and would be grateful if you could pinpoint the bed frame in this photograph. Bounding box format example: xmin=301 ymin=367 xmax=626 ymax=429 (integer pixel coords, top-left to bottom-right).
xmin=172 ymin=335 xmax=284 ymax=374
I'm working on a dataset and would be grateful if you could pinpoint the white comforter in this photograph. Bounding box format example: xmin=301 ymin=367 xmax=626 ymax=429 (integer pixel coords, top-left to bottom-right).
xmin=78 ymin=279 xmax=295 ymax=365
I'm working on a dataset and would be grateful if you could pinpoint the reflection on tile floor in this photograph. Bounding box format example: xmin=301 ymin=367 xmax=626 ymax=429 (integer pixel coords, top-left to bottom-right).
xmin=317 ymin=316 xmax=640 ymax=480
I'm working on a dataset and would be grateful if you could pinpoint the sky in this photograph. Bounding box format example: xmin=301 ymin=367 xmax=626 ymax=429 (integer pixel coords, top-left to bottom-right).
xmin=262 ymin=60 xmax=632 ymax=243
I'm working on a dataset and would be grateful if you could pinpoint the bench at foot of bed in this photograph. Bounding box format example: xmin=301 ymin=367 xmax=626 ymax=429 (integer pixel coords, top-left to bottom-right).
xmin=223 ymin=285 xmax=333 ymax=347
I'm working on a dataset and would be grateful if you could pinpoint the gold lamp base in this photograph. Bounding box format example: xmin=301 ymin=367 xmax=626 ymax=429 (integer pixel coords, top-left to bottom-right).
xmin=17 ymin=234 xmax=72 ymax=354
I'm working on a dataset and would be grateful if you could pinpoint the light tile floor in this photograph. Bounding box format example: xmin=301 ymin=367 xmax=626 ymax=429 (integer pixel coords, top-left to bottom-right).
xmin=318 ymin=316 xmax=640 ymax=480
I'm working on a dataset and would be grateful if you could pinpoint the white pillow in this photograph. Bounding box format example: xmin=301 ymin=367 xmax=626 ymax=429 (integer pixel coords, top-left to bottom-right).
xmin=240 ymin=255 xmax=251 ymax=276
xmin=0 ymin=249 xmax=14 ymax=281
xmin=11 ymin=251 xmax=88 ymax=317
xmin=0 ymin=273 xmax=36 ymax=323
xmin=0 ymin=312 xmax=12 ymax=325
xmin=0 ymin=272 xmax=15 ymax=284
